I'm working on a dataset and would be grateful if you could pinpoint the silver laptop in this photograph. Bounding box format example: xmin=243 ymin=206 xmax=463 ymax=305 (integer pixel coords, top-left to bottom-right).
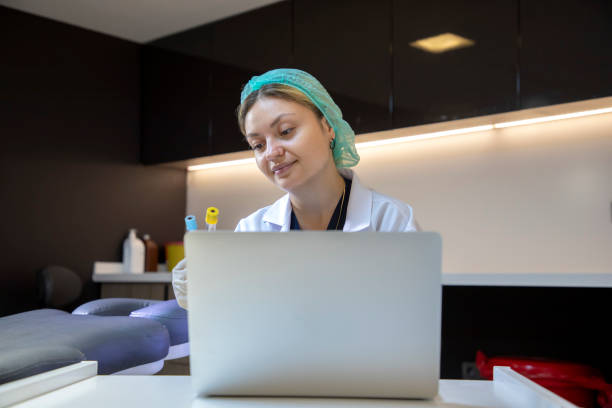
xmin=185 ymin=231 xmax=442 ymax=400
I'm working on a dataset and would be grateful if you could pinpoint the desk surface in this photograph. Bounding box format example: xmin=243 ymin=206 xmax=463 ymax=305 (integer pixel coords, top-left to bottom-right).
xmin=5 ymin=375 xmax=551 ymax=408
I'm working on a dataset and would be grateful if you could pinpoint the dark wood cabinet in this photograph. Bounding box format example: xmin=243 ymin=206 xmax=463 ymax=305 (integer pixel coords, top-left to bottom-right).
xmin=141 ymin=46 xmax=212 ymax=164
xmin=208 ymin=62 xmax=255 ymax=155
xmin=207 ymin=1 xmax=293 ymax=155
xmin=293 ymin=0 xmax=392 ymax=135
xmin=519 ymin=0 xmax=612 ymax=109
xmin=211 ymin=1 xmax=292 ymax=73
xmin=141 ymin=0 xmax=612 ymax=164
xmin=392 ymin=0 xmax=518 ymax=128
xmin=141 ymin=2 xmax=292 ymax=161
xmin=441 ymin=286 xmax=612 ymax=380
xmin=149 ymin=24 xmax=213 ymax=60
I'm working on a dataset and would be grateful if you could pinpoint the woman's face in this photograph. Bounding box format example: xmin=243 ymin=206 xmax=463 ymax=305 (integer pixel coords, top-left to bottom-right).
xmin=244 ymin=97 xmax=335 ymax=192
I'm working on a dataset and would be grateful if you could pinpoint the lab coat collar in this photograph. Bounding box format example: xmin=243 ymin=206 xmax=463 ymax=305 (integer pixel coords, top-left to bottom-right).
xmin=340 ymin=168 xmax=372 ymax=232
xmin=261 ymin=169 xmax=373 ymax=232
xmin=262 ymin=193 xmax=292 ymax=231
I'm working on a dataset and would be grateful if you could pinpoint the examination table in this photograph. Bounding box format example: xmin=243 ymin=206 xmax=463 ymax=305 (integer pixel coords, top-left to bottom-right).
xmin=0 ymin=299 xmax=188 ymax=385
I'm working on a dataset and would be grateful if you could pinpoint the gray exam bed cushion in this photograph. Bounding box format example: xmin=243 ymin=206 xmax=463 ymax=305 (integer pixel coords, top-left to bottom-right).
xmin=130 ymin=300 xmax=188 ymax=346
xmin=0 ymin=309 xmax=169 ymax=375
xmin=72 ymin=298 xmax=162 ymax=317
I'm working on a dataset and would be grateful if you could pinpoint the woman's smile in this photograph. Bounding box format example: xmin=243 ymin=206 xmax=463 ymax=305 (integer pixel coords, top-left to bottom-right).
xmin=272 ymin=160 xmax=296 ymax=177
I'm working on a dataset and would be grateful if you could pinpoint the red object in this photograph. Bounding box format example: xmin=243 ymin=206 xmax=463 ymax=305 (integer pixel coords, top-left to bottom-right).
xmin=476 ymin=351 xmax=612 ymax=408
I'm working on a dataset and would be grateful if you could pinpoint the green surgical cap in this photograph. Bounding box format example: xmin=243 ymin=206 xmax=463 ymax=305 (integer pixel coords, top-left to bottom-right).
xmin=240 ymin=68 xmax=360 ymax=168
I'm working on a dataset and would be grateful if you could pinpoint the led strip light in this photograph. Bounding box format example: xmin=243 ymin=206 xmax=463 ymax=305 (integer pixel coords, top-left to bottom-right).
xmin=492 ymin=106 xmax=612 ymax=128
xmin=188 ymin=158 xmax=255 ymax=171
xmin=188 ymin=106 xmax=612 ymax=171
xmin=354 ymin=124 xmax=494 ymax=149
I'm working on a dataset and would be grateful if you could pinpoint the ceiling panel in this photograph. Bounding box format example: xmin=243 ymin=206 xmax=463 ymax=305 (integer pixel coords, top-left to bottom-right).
xmin=0 ymin=0 xmax=282 ymax=43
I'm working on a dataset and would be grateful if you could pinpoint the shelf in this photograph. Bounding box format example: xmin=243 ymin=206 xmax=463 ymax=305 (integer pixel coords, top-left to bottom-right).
xmin=93 ymin=262 xmax=611 ymax=287
xmin=93 ymin=262 xmax=171 ymax=283
xmin=92 ymin=273 xmax=172 ymax=283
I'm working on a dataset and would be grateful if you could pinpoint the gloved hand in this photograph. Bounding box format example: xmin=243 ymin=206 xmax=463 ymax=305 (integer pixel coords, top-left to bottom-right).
xmin=172 ymin=258 xmax=188 ymax=310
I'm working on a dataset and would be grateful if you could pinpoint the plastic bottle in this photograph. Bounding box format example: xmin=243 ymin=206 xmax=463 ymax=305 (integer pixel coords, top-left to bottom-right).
xmin=143 ymin=234 xmax=158 ymax=272
xmin=122 ymin=228 xmax=145 ymax=273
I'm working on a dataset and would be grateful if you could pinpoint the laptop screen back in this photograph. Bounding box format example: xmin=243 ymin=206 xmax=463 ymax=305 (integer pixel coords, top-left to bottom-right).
xmin=185 ymin=231 xmax=442 ymax=399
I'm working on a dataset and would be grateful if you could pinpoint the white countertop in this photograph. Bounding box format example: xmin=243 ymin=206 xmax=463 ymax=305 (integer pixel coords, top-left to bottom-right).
xmin=93 ymin=272 xmax=172 ymax=283
xmin=92 ymin=262 xmax=171 ymax=283
xmin=441 ymin=273 xmax=612 ymax=287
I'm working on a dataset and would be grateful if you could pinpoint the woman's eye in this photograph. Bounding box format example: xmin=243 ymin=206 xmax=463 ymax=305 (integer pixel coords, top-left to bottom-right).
xmin=280 ymin=128 xmax=294 ymax=136
xmin=251 ymin=143 xmax=264 ymax=151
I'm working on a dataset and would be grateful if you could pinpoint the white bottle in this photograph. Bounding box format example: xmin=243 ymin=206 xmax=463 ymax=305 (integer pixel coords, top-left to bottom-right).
xmin=122 ymin=228 xmax=145 ymax=273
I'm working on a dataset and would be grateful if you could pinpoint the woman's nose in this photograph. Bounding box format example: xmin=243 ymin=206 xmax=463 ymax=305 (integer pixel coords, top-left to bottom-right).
xmin=265 ymin=139 xmax=284 ymax=161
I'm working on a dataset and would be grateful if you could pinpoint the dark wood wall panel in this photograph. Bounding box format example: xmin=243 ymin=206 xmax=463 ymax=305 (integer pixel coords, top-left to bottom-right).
xmin=0 ymin=6 xmax=186 ymax=316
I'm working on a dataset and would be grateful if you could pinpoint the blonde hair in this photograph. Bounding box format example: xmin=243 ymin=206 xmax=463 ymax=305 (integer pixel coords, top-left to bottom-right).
xmin=237 ymin=83 xmax=323 ymax=136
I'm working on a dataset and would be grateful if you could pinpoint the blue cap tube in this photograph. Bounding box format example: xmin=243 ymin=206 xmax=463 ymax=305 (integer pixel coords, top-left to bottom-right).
xmin=185 ymin=215 xmax=198 ymax=231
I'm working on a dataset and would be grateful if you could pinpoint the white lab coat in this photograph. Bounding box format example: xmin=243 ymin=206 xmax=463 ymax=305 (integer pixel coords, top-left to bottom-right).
xmin=172 ymin=169 xmax=419 ymax=308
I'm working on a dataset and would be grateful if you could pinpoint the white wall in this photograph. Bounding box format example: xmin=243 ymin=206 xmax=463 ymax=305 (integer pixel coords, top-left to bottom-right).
xmin=187 ymin=112 xmax=612 ymax=274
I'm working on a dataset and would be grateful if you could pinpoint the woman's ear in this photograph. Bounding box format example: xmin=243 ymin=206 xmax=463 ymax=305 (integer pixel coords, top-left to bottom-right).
xmin=321 ymin=117 xmax=335 ymax=138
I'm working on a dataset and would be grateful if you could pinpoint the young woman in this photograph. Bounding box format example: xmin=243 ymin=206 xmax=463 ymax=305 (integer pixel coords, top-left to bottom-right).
xmin=173 ymin=69 xmax=419 ymax=308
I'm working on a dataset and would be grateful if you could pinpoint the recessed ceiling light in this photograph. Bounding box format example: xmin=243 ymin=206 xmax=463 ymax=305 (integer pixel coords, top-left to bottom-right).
xmin=410 ymin=32 xmax=475 ymax=54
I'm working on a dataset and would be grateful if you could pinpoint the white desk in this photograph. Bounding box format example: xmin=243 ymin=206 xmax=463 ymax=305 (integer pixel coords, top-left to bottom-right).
xmin=2 ymin=364 xmax=576 ymax=408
